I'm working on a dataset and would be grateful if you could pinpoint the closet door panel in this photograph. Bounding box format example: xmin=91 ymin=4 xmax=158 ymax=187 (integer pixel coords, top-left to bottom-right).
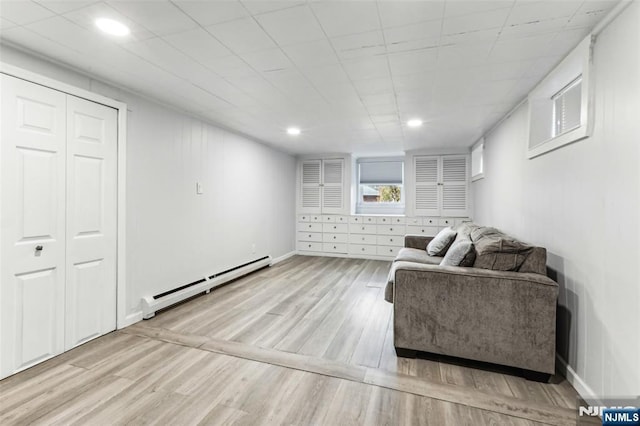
xmin=65 ymin=96 xmax=118 ymax=350
xmin=0 ymin=74 xmax=67 ymax=378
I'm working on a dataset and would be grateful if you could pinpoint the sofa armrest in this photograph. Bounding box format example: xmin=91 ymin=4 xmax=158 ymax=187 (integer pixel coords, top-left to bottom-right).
xmin=404 ymin=234 xmax=434 ymax=249
xmin=392 ymin=261 xmax=558 ymax=374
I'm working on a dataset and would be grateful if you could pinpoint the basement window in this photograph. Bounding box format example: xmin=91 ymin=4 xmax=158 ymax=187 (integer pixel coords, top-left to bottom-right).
xmin=356 ymin=158 xmax=405 ymax=214
xmin=527 ymin=35 xmax=593 ymax=159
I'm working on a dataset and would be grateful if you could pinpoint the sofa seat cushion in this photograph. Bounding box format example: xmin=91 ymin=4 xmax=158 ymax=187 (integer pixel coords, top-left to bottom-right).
xmin=394 ymin=248 xmax=443 ymax=265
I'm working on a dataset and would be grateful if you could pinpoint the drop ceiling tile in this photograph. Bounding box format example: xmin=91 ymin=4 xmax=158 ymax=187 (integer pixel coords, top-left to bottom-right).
xmin=34 ymin=1 xmax=97 ymax=14
xmin=361 ymin=92 xmax=396 ymax=107
xmin=377 ymin=1 xmax=445 ymax=28
xmin=438 ymin=42 xmax=493 ymax=69
xmin=162 ymin=27 xmax=231 ymax=68
xmin=240 ymin=48 xmax=293 ymax=72
xmin=241 ymin=1 xmax=305 ymax=16
xmin=0 ymin=1 xmax=56 ymax=25
xmin=62 ymin=2 xmax=155 ymax=42
xmin=392 ymin=72 xmax=434 ymax=93
xmin=506 ymin=1 xmax=583 ymax=25
xmin=383 ymin=20 xmax=441 ymax=45
xmin=444 ymin=1 xmax=514 ymax=18
xmin=203 ymin=55 xmax=258 ymax=78
xmin=330 ymin=30 xmax=385 ymax=60
xmin=0 ymin=17 xmax=18 ymax=31
xmin=342 ymin=56 xmax=390 ymax=81
xmin=443 ymin=7 xmax=511 ymax=35
xmin=25 ymin=15 xmax=115 ymax=55
xmin=206 ymin=17 xmax=276 ymax=54
xmin=171 ymin=0 xmax=248 ymax=26
xmin=310 ymin=1 xmax=380 ymax=37
xmin=106 ymin=1 xmax=197 ymax=36
xmin=282 ymin=39 xmax=339 ymax=68
xmin=489 ymin=33 xmax=556 ymax=63
xmin=301 ymin=63 xmax=350 ymax=85
xmin=255 ymin=4 xmax=324 ymax=46
xmin=366 ymin=103 xmax=397 ymax=116
xmin=388 ymin=49 xmax=438 ymax=77
xmin=351 ymin=77 xmax=394 ymax=96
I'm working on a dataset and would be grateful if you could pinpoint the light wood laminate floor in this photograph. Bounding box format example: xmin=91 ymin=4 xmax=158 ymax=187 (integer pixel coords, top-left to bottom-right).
xmin=0 ymin=255 xmax=587 ymax=425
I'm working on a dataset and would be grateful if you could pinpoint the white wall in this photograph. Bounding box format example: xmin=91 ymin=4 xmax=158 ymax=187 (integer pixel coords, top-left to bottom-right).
xmin=472 ymin=3 xmax=639 ymax=398
xmin=1 ymin=45 xmax=297 ymax=319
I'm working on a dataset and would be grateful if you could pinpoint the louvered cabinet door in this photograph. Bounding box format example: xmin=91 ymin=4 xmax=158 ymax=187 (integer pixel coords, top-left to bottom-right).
xmin=441 ymin=155 xmax=469 ymax=217
xmin=414 ymin=156 xmax=439 ymax=216
xmin=322 ymin=159 xmax=344 ymax=214
xmin=300 ymin=160 xmax=321 ymax=213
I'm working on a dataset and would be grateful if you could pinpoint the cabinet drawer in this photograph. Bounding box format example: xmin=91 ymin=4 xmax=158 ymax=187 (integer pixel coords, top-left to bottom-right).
xmin=298 ymin=214 xmax=310 ymax=222
xmin=299 ymin=241 xmax=322 ymax=252
xmin=297 ymin=231 xmax=322 ymax=242
xmin=376 ymin=224 xmax=406 ymax=235
xmin=349 ymin=244 xmax=377 ymax=256
xmin=323 ymin=233 xmax=348 ymax=243
xmin=423 ymin=217 xmax=438 ymax=226
xmin=406 ymin=217 xmax=422 ymax=226
xmin=350 ymin=216 xmax=376 ymax=224
xmin=297 ymin=222 xmax=323 ymax=233
xmin=376 ymin=235 xmax=403 ymax=247
xmin=310 ymin=215 xmax=322 ymax=222
xmin=377 ymin=246 xmax=400 ymax=256
xmin=323 ymin=223 xmax=348 ymax=233
xmin=349 ymin=224 xmax=377 ymax=234
xmin=349 ymin=234 xmax=377 ymax=245
xmin=323 ymin=243 xmax=347 ymax=253
xmin=438 ymin=217 xmax=454 ymax=227
xmin=406 ymin=225 xmax=438 ymax=236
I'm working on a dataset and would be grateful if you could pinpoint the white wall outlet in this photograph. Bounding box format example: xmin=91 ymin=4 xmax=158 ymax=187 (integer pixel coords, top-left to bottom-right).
xmin=196 ymin=181 xmax=203 ymax=195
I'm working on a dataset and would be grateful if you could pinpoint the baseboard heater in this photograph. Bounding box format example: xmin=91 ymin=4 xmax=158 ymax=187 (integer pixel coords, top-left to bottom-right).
xmin=141 ymin=255 xmax=272 ymax=319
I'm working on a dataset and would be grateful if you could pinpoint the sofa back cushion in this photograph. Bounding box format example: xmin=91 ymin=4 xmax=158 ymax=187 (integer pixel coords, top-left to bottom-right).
xmin=426 ymin=227 xmax=457 ymax=256
xmin=473 ymin=234 xmax=533 ymax=272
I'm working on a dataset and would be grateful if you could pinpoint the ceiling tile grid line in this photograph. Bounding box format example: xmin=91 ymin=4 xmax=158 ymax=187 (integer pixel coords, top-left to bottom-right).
xmin=0 ymin=0 xmax=620 ymax=155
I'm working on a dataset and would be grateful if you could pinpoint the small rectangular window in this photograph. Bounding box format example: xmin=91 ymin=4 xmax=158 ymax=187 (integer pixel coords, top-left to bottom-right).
xmin=471 ymin=140 xmax=484 ymax=181
xmin=356 ymin=158 xmax=404 ymax=214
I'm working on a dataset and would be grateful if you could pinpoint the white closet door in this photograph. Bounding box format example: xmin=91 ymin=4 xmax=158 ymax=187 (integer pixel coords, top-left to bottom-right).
xmin=414 ymin=156 xmax=440 ymax=216
xmin=321 ymin=158 xmax=344 ymax=214
xmin=300 ymin=160 xmax=321 ymax=213
xmin=0 ymin=74 xmax=67 ymax=377
xmin=441 ymin=155 xmax=469 ymax=217
xmin=65 ymin=96 xmax=117 ymax=350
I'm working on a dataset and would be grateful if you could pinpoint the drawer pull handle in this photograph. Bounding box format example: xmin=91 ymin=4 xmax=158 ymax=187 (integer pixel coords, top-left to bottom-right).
xmin=362 ymin=237 xmax=365 ymax=241
xmin=333 ymin=246 xmax=337 ymax=249
xmin=390 ymin=228 xmax=393 ymax=231
xmin=308 ymin=244 xmax=311 ymax=248
xmin=362 ymin=248 xmax=365 ymax=251
xmin=308 ymin=234 xmax=311 ymax=238
xmin=333 ymin=236 xmax=336 ymax=239
xmin=390 ymin=238 xmax=393 ymax=242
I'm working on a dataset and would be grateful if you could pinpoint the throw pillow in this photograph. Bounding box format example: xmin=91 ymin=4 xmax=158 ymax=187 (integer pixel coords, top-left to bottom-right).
xmin=440 ymin=239 xmax=476 ymax=267
xmin=426 ymin=227 xmax=457 ymax=256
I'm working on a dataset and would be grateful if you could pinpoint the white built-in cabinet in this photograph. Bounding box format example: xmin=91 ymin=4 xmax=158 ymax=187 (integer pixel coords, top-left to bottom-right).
xmin=414 ymin=154 xmax=469 ymax=217
xmin=296 ymin=154 xmax=470 ymax=259
xmin=300 ymin=158 xmax=345 ymax=214
xmin=0 ymin=74 xmax=118 ymax=379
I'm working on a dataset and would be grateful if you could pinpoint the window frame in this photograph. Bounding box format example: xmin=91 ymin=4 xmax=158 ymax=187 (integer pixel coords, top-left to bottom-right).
xmin=355 ymin=157 xmax=405 ymax=215
xmin=471 ymin=139 xmax=484 ymax=181
xmin=526 ymin=35 xmax=593 ymax=159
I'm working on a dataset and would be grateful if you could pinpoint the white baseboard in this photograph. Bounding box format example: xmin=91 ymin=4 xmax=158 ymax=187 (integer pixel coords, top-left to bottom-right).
xmin=271 ymin=251 xmax=296 ymax=265
xmin=557 ymin=354 xmax=601 ymax=405
xmin=119 ymin=311 xmax=143 ymax=329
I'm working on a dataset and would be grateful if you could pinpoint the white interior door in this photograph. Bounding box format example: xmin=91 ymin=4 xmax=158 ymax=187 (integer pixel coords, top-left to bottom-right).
xmin=0 ymin=74 xmax=67 ymax=377
xmin=65 ymin=95 xmax=117 ymax=350
xmin=300 ymin=160 xmax=321 ymax=213
xmin=414 ymin=156 xmax=440 ymax=216
xmin=321 ymin=159 xmax=344 ymax=214
xmin=441 ymin=155 xmax=469 ymax=217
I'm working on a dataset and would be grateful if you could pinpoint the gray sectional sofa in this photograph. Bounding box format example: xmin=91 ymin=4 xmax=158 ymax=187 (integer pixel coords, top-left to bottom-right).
xmin=385 ymin=222 xmax=558 ymax=381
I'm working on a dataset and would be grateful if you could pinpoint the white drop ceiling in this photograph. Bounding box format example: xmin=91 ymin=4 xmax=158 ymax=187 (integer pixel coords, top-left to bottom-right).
xmin=0 ymin=0 xmax=618 ymax=155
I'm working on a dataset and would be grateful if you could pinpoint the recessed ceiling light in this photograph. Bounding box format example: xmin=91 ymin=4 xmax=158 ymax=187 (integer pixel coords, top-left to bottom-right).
xmin=95 ymin=18 xmax=130 ymax=37
xmin=287 ymin=127 xmax=301 ymax=135
xmin=407 ymin=119 xmax=423 ymax=128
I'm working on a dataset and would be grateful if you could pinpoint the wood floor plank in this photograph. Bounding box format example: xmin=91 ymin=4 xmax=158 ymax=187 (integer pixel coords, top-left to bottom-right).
xmin=1 ymin=256 xmax=584 ymax=426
